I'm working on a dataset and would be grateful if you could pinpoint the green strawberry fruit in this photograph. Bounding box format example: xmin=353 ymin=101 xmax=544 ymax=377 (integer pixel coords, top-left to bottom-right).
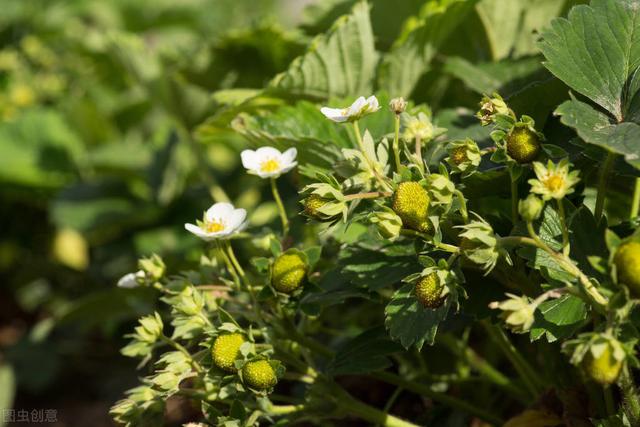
xmin=212 ymin=333 xmax=244 ymax=372
xmin=242 ymin=360 xmax=277 ymax=390
xmin=614 ymin=242 xmax=640 ymax=296
xmin=272 ymin=252 xmax=307 ymax=294
xmin=506 ymin=127 xmax=540 ymax=163
xmin=392 ymin=182 xmax=432 ymax=234
xmin=415 ymin=273 xmax=445 ymax=308
xmin=583 ymin=344 xmax=623 ymax=385
xmin=303 ymin=194 xmax=328 ymax=219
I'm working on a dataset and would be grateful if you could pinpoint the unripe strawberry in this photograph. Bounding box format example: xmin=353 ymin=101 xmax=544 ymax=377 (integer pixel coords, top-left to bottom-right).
xmin=614 ymin=242 xmax=640 ymax=296
xmin=506 ymin=127 xmax=540 ymax=163
xmin=303 ymin=194 xmax=327 ymax=219
xmin=392 ymin=182 xmax=431 ymax=234
xmin=415 ymin=273 xmax=444 ymax=308
xmin=583 ymin=344 xmax=623 ymax=385
xmin=272 ymin=252 xmax=307 ymax=294
xmin=212 ymin=333 xmax=244 ymax=372
xmin=242 ymin=360 xmax=277 ymax=390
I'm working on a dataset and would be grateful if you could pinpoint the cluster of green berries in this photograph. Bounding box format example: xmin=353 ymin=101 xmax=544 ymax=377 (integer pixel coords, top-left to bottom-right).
xmin=212 ymin=334 xmax=278 ymax=390
xmin=271 ymin=252 xmax=307 ymax=294
xmin=414 ymin=273 xmax=444 ymax=308
xmin=392 ymin=182 xmax=432 ymax=234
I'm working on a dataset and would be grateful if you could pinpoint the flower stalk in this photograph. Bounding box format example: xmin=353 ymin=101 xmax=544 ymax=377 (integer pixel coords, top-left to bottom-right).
xmin=271 ymin=177 xmax=289 ymax=237
xmin=631 ymin=178 xmax=640 ymax=219
xmin=595 ymin=151 xmax=616 ymax=223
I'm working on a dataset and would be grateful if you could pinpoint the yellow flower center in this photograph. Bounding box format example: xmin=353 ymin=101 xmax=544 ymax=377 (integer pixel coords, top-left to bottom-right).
xmin=544 ymin=175 xmax=564 ymax=192
xmin=205 ymin=220 xmax=225 ymax=233
xmin=260 ymin=158 xmax=281 ymax=173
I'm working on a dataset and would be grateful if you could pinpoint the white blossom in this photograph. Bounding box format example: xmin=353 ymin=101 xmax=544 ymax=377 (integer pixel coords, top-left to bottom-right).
xmin=240 ymin=147 xmax=297 ymax=179
xmin=185 ymin=202 xmax=247 ymax=241
xmin=320 ymin=95 xmax=379 ymax=123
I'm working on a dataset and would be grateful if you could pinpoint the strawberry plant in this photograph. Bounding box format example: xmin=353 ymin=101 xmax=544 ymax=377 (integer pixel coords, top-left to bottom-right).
xmin=109 ymin=1 xmax=640 ymax=425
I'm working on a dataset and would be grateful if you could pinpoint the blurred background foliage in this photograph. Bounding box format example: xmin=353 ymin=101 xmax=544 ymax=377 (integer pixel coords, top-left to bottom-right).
xmin=0 ymin=0 xmax=611 ymax=425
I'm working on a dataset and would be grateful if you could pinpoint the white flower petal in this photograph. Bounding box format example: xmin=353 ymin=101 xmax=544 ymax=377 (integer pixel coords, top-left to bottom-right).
xmin=185 ymin=223 xmax=211 ymax=240
xmin=279 ymin=162 xmax=297 ymax=174
xmin=281 ymin=147 xmax=297 ymax=164
xmin=320 ymin=107 xmax=349 ymax=122
xmin=205 ymin=202 xmax=235 ymax=222
xmin=255 ymin=146 xmax=282 ymax=159
xmin=118 ymin=271 xmax=143 ymax=288
xmin=366 ymin=95 xmax=380 ymax=111
xmin=227 ymin=208 xmax=248 ymax=232
xmin=241 ymin=149 xmax=259 ymax=170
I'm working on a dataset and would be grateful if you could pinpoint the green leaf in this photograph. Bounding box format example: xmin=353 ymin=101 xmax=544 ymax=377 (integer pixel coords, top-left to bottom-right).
xmin=268 ymin=2 xmax=377 ymax=99
xmin=385 ymin=283 xmax=452 ymax=350
xmin=529 ymin=294 xmax=587 ymax=342
xmin=339 ymin=243 xmax=420 ymax=291
xmin=555 ymin=99 xmax=640 ymax=169
xmin=378 ymin=0 xmax=478 ymax=97
xmin=443 ymin=56 xmax=543 ymax=94
xmin=0 ymin=109 xmax=83 ymax=188
xmin=539 ymin=0 xmax=640 ymax=122
xmin=477 ymin=0 xmax=568 ymax=60
xmin=328 ymin=326 xmax=402 ymax=375
xmin=0 ymin=364 xmax=15 ymax=427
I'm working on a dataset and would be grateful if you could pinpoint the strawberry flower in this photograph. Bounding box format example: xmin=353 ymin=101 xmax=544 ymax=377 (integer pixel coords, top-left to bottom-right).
xmin=185 ymin=202 xmax=247 ymax=241
xmin=240 ymin=147 xmax=297 ymax=179
xmin=320 ymin=95 xmax=379 ymax=123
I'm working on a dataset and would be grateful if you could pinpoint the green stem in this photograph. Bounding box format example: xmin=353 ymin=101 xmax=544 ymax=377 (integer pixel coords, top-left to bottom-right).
xmin=331 ymin=385 xmax=420 ymax=427
xmin=225 ymin=241 xmax=265 ymax=325
xmin=504 ymin=229 xmax=608 ymax=308
xmin=482 ymin=321 xmax=542 ymax=398
xmin=393 ymin=114 xmax=401 ymax=172
xmin=344 ymin=191 xmax=392 ymax=201
xmin=161 ymin=336 xmax=203 ymax=373
xmin=510 ymin=168 xmax=518 ymax=225
xmin=438 ymin=335 xmax=527 ymax=401
xmin=379 ymin=386 xmax=403 ymax=427
xmin=631 ymin=178 xmax=640 ymax=219
xmin=270 ymin=178 xmax=289 ymax=237
xmin=353 ymin=120 xmax=391 ymax=190
xmin=415 ymin=136 xmax=423 ymax=172
xmin=620 ymin=365 xmax=640 ymax=424
xmin=372 ymin=371 xmax=504 ymax=425
xmin=269 ymin=404 xmax=306 ymax=416
xmin=604 ymin=386 xmax=615 ymax=416
xmin=595 ymin=151 xmax=616 ymax=223
xmin=455 ymin=190 xmax=469 ymax=223
xmin=557 ymin=199 xmax=570 ymax=256
xmin=217 ymin=242 xmax=240 ymax=289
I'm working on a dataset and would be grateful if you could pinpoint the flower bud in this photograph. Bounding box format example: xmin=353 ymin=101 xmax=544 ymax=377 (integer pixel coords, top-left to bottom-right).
xmin=506 ymin=126 xmax=541 ymax=163
xmin=135 ymin=312 xmax=164 ymax=343
xmin=272 ymin=251 xmax=307 ymax=294
xmin=392 ymin=182 xmax=432 ymax=234
xmin=582 ymin=337 xmax=625 ymax=385
xmin=242 ymin=360 xmax=278 ymax=390
xmin=476 ymin=93 xmax=511 ymax=126
xmin=370 ymin=209 xmax=402 ymax=240
xmin=490 ymin=294 xmax=535 ymax=334
xmin=139 ymin=254 xmax=165 ymax=281
xmin=212 ymin=333 xmax=245 ymax=372
xmin=415 ymin=273 xmax=445 ymax=308
xmin=458 ymin=219 xmax=504 ymax=274
xmin=389 ymin=97 xmax=407 ymax=115
xmin=445 ymin=139 xmax=481 ymax=176
xmin=518 ymin=195 xmax=544 ymax=222
xmin=426 ymin=174 xmax=456 ymax=207
xmin=614 ymin=241 xmax=640 ymax=296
